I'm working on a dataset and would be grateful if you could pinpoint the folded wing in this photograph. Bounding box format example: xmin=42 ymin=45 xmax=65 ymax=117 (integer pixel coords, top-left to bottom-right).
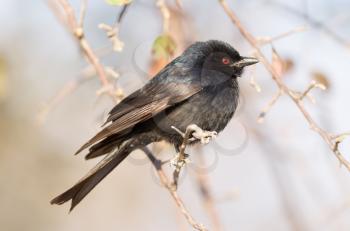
xmin=76 ymin=67 xmax=202 ymax=154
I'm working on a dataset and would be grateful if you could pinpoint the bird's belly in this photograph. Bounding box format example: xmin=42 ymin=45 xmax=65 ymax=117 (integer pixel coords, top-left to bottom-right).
xmin=153 ymin=87 xmax=238 ymax=140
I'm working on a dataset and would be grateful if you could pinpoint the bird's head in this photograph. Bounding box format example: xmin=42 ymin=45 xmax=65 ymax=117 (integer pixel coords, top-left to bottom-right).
xmin=184 ymin=40 xmax=258 ymax=79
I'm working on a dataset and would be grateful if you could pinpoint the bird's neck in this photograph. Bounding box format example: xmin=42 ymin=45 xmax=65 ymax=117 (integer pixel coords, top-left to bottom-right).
xmin=200 ymin=69 xmax=238 ymax=88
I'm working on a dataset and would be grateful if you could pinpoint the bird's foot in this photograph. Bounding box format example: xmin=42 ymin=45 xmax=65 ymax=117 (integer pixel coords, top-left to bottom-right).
xmin=171 ymin=124 xmax=218 ymax=144
xmin=187 ymin=124 xmax=218 ymax=144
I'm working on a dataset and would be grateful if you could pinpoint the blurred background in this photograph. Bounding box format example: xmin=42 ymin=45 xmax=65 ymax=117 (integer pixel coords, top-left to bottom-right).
xmin=1 ymin=0 xmax=350 ymax=230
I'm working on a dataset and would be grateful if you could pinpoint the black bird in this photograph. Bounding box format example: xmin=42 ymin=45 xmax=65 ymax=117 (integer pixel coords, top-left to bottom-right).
xmin=51 ymin=40 xmax=258 ymax=211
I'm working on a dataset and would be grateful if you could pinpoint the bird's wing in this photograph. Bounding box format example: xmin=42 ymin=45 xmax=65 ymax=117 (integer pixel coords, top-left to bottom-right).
xmin=76 ymin=67 xmax=202 ymax=154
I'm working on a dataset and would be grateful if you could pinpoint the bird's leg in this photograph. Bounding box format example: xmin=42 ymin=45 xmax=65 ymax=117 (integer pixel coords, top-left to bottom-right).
xmin=170 ymin=124 xmax=217 ymax=190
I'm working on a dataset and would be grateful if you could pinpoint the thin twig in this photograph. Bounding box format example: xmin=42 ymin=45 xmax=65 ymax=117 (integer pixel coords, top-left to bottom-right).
xmin=249 ymin=68 xmax=261 ymax=93
xmin=298 ymin=80 xmax=326 ymax=100
xmin=54 ymin=0 xmax=116 ymax=99
xmin=98 ymin=23 xmax=125 ymax=52
xmin=171 ymin=125 xmax=218 ymax=190
xmin=269 ymin=1 xmax=350 ymax=47
xmin=37 ymin=66 xmax=96 ymax=124
xmin=78 ymin=0 xmax=87 ymax=27
xmin=257 ymin=25 xmax=307 ymax=46
xmin=175 ymin=0 xmax=182 ymax=9
xmin=219 ymin=0 xmax=350 ymax=171
xmin=156 ymin=0 xmax=171 ymax=33
xmin=99 ymin=3 xmax=131 ymax=52
xmin=193 ymin=153 xmax=223 ymax=231
xmin=142 ymin=147 xmax=208 ymax=231
xmin=172 ymin=125 xmax=194 ymax=190
xmin=257 ymin=89 xmax=283 ymax=123
xmin=114 ymin=3 xmax=131 ymax=28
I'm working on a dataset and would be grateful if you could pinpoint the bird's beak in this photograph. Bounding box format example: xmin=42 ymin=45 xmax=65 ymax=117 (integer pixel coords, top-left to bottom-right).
xmin=231 ymin=57 xmax=259 ymax=68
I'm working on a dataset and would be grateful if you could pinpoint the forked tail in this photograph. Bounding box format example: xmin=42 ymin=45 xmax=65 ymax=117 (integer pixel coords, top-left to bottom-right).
xmin=50 ymin=134 xmax=154 ymax=211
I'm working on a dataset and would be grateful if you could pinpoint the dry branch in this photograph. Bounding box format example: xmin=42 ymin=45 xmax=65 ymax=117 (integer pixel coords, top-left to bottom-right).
xmin=257 ymin=89 xmax=282 ymax=124
xmin=193 ymin=153 xmax=223 ymax=231
xmin=256 ymin=25 xmax=307 ymax=46
xmin=171 ymin=124 xmax=217 ymax=190
xmin=98 ymin=3 xmax=130 ymax=52
xmin=156 ymin=0 xmax=171 ymax=33
xmin=171 ymin=125 xmax=194 ymax=190
xmin=142 ymin=147 xmax=208 ymax=231
xmin=269 ymin=1 xmax=350 ymax=47
xmin=37 ymin=66 xmax=95 ymax=123
xmin=219 ymin=0 xmax=350 ymax=171
xmin=52 ymin=0 xmax=118 ymax=100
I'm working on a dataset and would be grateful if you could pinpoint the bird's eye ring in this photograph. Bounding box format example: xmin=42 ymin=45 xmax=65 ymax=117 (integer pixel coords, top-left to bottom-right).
xmin=222 ymin=57 xmax=230 ymax=65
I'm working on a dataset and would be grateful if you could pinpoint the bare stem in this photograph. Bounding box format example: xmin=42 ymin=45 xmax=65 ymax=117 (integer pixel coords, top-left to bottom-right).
xmin=172 ymin=125 xmax=195 ymax=190
xmin=298 ymin=80 xmax=326 ymax=100
xmin=257 ymin=89 xmax=283 ymax=123
xmin=194 ymin=153 xmax=223 ymax=231
xmin=142 ymin=147 xmax=208 ymax=231
xmin=219 ymin=0 xmax=350 ymax=171
xmin=155 ymin=0 xmax=171 ymax=33
xmin=171 ymin=124 xmax=217 ymax=190
xmin=37 ymin=66 xmax=95 ymax=124
xmin=53 ymin=0 xmax=116 ymax=100
xmin=257 ymin=25 xmax=307 ymax=46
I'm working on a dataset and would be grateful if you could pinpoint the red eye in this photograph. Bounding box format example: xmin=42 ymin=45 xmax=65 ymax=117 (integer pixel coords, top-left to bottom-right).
xmin=222 ymin=57 xmax=230 ymax=65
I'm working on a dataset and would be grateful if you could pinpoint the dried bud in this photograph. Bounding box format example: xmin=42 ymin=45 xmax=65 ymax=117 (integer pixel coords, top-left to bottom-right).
xmin=312 ymin=71 xmax=331 ymax=89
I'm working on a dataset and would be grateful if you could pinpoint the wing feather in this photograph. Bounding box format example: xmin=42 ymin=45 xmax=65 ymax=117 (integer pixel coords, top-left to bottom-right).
xmin=76 ymin=66 xmax=202 ymax=154
xmin=76 ymin=98 xmax=169 ymax=154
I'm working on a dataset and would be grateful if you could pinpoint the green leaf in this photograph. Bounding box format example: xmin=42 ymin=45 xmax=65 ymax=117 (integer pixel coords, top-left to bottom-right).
xmin=106 ymin=0 xmax=132 ymax=6
xmin=152 ymin=34 xmax=176 ymax=59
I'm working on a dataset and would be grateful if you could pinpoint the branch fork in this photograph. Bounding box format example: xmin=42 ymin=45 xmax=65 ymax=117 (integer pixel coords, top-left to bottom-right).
xmin=99 ymin=23 xmax=124 ymax=52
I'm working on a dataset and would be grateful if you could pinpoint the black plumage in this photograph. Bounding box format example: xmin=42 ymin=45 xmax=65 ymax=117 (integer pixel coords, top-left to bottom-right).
xmin=50 ymin=40 xmax=258 ymax=211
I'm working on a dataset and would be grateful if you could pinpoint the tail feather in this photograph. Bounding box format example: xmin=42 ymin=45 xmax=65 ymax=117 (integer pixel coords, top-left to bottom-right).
xmin=85 ymin=142 xmax=118 ymax=160
xmin=51 ymin=131 xmax=159 ymax=211
xmin=84 ymin=134 xmax=127 ymax=160
xmin=51 ymin=142 xmax=131 ymax=211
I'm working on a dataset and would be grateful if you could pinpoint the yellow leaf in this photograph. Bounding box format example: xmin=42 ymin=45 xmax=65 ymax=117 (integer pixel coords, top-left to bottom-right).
xmin=106 ymin=0 xmax=132 ymax=6
xmin=152 ymin=34 xmax=176 ymax=59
